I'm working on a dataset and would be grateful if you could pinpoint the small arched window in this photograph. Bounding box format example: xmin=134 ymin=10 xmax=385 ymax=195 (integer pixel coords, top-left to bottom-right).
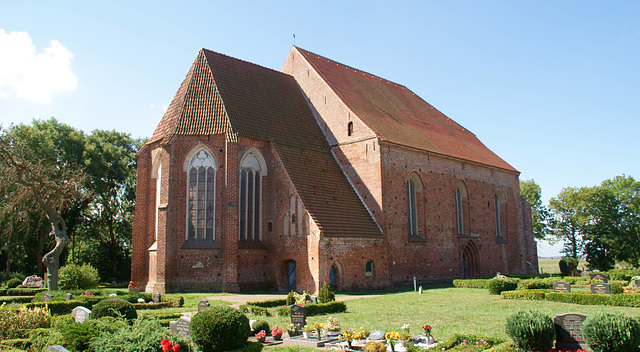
xmin=407 ymin=179 xmax=417 ymax=236
xmin=187 ymin=149 xmax=216 ymax=240
xmin=365 ymin=260 xmax=374 ymax=277
xmin=494 ymin=189 xmax=506 ymax=241
xmin=347 ymin=121 xmax=354 ymax=136
xmin=455 ymin=182 xmax=467 ymax=235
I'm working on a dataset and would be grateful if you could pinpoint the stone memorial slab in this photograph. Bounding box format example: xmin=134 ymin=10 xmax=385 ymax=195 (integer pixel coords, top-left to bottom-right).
xmin=419 ymin=286 xmax=423 ymax=294
xmin=368 ymin=330 xmax=387 ymax=340
xmin=198 ymin=299 xmax=210 ymax=312
xmin=590 ymin=273 xmax=608 ymax=283
xmin=72 ymin=306 xmax=91 ymax=323
xmin=48 ymin=346 xmax=72 ymax=352
xmin=554 ymin=313 xmax=588 ymax=350
xmin=309 ymin=295 xmax=318 ymax=304
xmin=170 ymin=320 xmax=178 ymax=333
xmin=42 ymin=293 xmax=53 ymax=302
xmin=290 ymin=304 xmax=306 ymax=331
xmin=633 ymin=279 xmax=640 ymax=292
xmin=591 ymin=282 xmax=611 ymax=294
xmin=22 ymin=275 xmax=43 ymax=288
xmin=553 ymin=281 xmax=571 ymax=293
xmin=65 ymin=293 xmax=73 ymax=301
xmin=153 ymin=293 xmax=161 ymax=304
xmin=581 ymin=270 xmax=589 ymax=277
xmin=176 ymin=316 xmax=191 ymax=337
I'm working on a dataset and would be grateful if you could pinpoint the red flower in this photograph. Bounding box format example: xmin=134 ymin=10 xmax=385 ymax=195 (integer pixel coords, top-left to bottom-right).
xmin=172 ymin=344 xmax=181 ymax=352
xmin=162 ymin=343 xmax=172 ymax=352
xmin=161 ymin=339 xmax=169 ymax=346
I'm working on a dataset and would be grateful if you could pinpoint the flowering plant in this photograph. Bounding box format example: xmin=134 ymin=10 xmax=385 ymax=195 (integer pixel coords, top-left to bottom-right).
xmin=314 ymin=322 xmax=324 ymax=339
xmin=271 ymin=326 xmax=283 ymax=337
xmin=160 ymin=338 xmax=180 ymax=352
xmin=423 ymin=324 xmax=432 ymax=337
xmin=302 ymin=324 xmax=315 ymax=333
xmin=137 ymin=298 xmax=146 ymax=303
xmin=339 ymin=328 xmax=363 ymax=342
xmin=285 ymin=322 xmax=297 ymax=334
xmin=80 ymin=292 xmax=94 ymax=296
xmin=385 ymin=332 xmax=400 ymax=351
xmin=326 ymin=316 xmax=341 ymax=331
xmin=255 ymin=330 xmax=266 ymax=339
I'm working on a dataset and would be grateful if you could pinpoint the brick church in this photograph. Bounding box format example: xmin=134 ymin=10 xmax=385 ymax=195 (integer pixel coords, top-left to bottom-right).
xmin=129 ymin=47 xmax=538 ymax=294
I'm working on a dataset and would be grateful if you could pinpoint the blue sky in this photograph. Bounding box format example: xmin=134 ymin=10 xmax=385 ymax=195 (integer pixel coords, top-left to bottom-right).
xmin=1 ymin=1 xmax=638 ymax=257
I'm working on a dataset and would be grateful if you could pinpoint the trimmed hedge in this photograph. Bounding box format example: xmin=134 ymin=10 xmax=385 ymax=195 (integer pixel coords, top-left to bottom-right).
xmin=502 ymin=289 xmax=548 ymax=300
xmin=516 ymin=277 xmax=556 ymax=290
xmin=305 ymin=301 xmax=346 ymax=315
xmin=239 ymin=304 xmax=270 ymax=316
xmin=545 ymin=292 xmax=640 ymax=307
xmin=132 ymin=302 xmax=171 ymax=310
xmin=23 ymin=300 xmax=85 ymax=315
xmin=486 ymin=277 xmax=521 ymax=295
xmin=245 ymin=298 xmax=286 ymax=308
xmin=6 ymin=288 xmax=47 ymax=296
xmin=0 ymin=296 xmax=35 ymax=304
xmin=162 ymin=295 xmax=184 ymax=307
xmin=452 ymin=279 xmax=489 ymax=289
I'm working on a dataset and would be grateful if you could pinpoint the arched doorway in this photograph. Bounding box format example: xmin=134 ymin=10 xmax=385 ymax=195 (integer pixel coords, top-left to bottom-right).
xmin=461 ymin=241 xmax=479 ymax=278
xmin=329 ymin=262 xmax=341 ymax=291
xmin=287 ymin=260 xmax=297 ymax=292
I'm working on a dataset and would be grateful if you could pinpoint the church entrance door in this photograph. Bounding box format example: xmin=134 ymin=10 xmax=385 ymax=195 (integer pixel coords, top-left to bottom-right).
xmin=288 ymin=260 xmax=297 ymax=292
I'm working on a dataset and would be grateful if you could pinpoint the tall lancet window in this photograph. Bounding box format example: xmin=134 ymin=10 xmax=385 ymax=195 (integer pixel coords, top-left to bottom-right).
xmin=239 ymin=151 xmax=265 ymax=240
xmin=187 ymin=149 xmax=216 ymax=240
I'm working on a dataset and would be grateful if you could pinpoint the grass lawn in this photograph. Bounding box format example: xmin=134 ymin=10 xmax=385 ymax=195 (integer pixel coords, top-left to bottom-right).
xmin=246 ymin=287 xmax=640 ymax=344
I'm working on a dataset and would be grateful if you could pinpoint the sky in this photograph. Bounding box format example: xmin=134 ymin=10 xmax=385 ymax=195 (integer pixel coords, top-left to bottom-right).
xmin=1 ymin=1 xmax=638 ymax=257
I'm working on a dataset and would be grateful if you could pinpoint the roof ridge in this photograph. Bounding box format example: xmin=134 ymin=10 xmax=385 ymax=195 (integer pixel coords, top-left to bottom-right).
xmin=202 ymin=48 xmax=290 ymax=78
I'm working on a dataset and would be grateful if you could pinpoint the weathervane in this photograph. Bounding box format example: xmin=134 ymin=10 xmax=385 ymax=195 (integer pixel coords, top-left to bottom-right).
xmin=293 ymin=33 xmax=296 ymax=46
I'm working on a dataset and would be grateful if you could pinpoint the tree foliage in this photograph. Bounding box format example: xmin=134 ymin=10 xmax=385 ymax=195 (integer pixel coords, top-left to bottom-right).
xmin=520 ymin=179 xmax=550 ymax=241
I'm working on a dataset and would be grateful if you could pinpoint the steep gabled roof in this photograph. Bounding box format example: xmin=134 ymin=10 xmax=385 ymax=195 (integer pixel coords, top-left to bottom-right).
xmin=149 ymin=49 xmax=381 ymax=237
xmin=294 ymin=47 xmax=518 ymax=172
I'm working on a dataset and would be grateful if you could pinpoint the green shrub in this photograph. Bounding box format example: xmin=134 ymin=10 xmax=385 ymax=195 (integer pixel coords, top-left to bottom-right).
xmin=562 ymin=276 xmax=588 ymax=285
xmin=0 ymin=288 xmax=6 ymax=296
xmin=607 ymin=269 xmax=640 ymax=281
xmin=58 ymin=264 xmax=100 ymax=290
xmin=581 ymin=312 xmax=640 ymax=352
xmin=305 ymin=301 xmax=347 ymax=316
xmin=162 ymin=295 xmax=185 ymax=307
xmin=486 ymin=277 xmax=520 ymax=295
xmin=5 ymin=278 xmax=22 ymax=289
xmin=57 ymin=319 xmax=101 ymax=352
xmin=227 ymin=341 xmax=264 ymax=352
xmin=558 ymin=257 xmax=579 ymax=276
xmin=516 ymin=277 xmax=555 ymax=290
xmin=276 ymin=305 xmax=290 ymax=317
xmin=433 ymin=333 xmax=504 ymax=351
xmin=251 ymin=319 xmax=270 ymax=333
xmin=0 ymin=305 xmax=52 ymax=340
xmin=27 ymin=327 xmax=60 ymax=352
xmin=190 ymin=306 xmax=250 ymax=352
xmin=24 ymin=301 xmax=85 ymax=315
xmin=0 ymin=296 xmax=34 ymax=304
xmin=245 ymin=298 xmax=286 ymax=308
xmin=453 ymin=279 xmax=489 ymax=288
xmin=505 ymin=310 xmax=555 ymax=352
xmin=132 ymin=302 xmax=171 ymax=310
xmin=318 ymin=281 xmax=336 ymax=303
xmin=286 ymin=291 xmax=296 ymax=305
xmin=89 ymin=317 xmax=191 ymax=352
xmin=501 ymin=289 xmax=548 ymax=300
xmin=91 ymin=298 xmax=137 ymax=321
xmin=0 ymin=338 xmax=31 ymax=351
xmin=7 ymin=287 xmax=47 ymax=296
xmin=607 ymin=293 xmax=640 ymax=307
xmin=240 ymin=304 xmax=270 ymax=316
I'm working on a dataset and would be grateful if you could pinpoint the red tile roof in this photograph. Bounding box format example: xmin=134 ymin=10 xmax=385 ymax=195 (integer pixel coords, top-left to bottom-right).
xmin=148 ymin=49 xmax=381 ymax=237
xmin=294 ymin=47 xmax=518 ymax=172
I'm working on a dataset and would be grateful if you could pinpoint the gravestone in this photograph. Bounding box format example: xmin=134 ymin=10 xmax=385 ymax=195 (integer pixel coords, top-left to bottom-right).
xmin=581 ymin=271 xmax=589 ymax=277
xmin=290 ymin=304 xmax=306 ymax=331
xmin=48 ymin=346 xmax=71 ymax=352
xmin=22 ymin=275 xmax=43 ymax=288
xmin=553 ymin=281 xmax=571 ymax=293
xmin=72 ymin=306 xmax=92 ymax=323
xmin=368 ymin=330 xmax=387 ymax=340
xmin=554 ymin=313 xmax=588 ymax=350
xmin=419 ymin=286 xmax=423 ymax=294
xmin=176 ymin=316 xmax=191 ymax=337
xmin=591 ymin=282 xmax=611 ymax=294
xmin=309 ymin=295 xmax=318 ymax=304
xmin=153 ymin=293 xmax=161 ymax=304
xmin=42 ymin=293 xmax=53 ymax=302
xmin=590 ymin=273 xmax=608 ymax=283
xmin=169 ymin=320 xmax=177 ymax=333
xmin=198 ymin=299 xmax=210 ymax=312
xmin=633 ymin=279 xmax=640 ymax=292
xmin=65 ymin=293 xmax=73 ymax=301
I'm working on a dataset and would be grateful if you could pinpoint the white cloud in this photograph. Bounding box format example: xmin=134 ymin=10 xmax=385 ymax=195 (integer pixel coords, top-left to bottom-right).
xmin=0 ymin=29 xmax=78 ymax=103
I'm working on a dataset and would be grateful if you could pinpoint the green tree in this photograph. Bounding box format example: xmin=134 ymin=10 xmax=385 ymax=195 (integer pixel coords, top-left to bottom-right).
xmin=520 ymin=179 xmax=550 ymax=241
xmin=549 ymin=187 xmax=588 ymax=258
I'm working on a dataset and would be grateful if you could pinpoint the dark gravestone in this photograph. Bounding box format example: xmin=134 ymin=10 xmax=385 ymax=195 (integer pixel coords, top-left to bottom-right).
xmin=153 ymin=293 xmax=161 ymax=304
xmin=554 ymin=313 xmax=588 ymax=350
xmin=290 ymin=304 xmax=306 ymax=331
xmin=197 ymin=299 xmax=210 ymax=312
xmin=42 ymin=293 xmax=53 ymax=302
xmin=176 ymin=316 xmax=191 ymax=337
xmin=553 ymin=281 xmax=571 ymax=293
xmin=590 ymin=273 xmax=608 ymax=283
xmin=368 ymin=330 xmax=387 ymax=340
xmin=65 ymin=293 xmax=73 ymax=301
xmin=72 ymin=306 xmax=91 ymax=323
xmin=591 ymin=282 xmax=611 ymax=294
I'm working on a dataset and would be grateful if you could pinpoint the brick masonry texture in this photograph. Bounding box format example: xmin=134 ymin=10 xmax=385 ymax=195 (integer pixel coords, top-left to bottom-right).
xmin=129 ymin=47 xmax=538 ymax=294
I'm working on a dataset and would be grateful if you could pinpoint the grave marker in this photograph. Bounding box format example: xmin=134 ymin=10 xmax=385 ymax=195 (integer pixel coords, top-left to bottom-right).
xmin=554 ymin=313 xmax=588 ymax=350
xmin=72 ymin=306 xmax=92 ymax=323
xmin=580 ymin=271 xmax=589 ymax=277
xmin=553 ymin=281 xmax=571 ymax=293
xmin=153 ymin=293 xmax=162 ymax=304
xmin=368 ymin=330 xmax=387 ymax=340
xmin=176 ymin=316 xmax=191 ymax=337
xmin=590 ymin=273 xmax=608 ymax=283
xmin=22 ymin=275 xmax=43 ymax=288
xmin=591 ymin=283 xmax=611 ymax=294
xmin=65 ymin=293 xmax=73 ymax=301
xmin=290 ymin=304 xmax=306 ymax=331
xmin=42 ymin=293 xmax=53 ymax=302
xmin=633 ymin=279 xmax=640 ymax=292
xmin=48 ymin=346 xmax=71 ymax=352
xmin=198 ymin=299 xmax=210 ymax=312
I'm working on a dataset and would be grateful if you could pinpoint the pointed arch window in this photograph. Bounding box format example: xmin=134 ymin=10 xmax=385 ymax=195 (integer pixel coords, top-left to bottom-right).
xmin=455 ymin=183 xmax=467 ymax=235
xmin=347 ymin=121 xmax=354 ymax=136
xmin=187 ymin=149 xmax=216 ymax=240
xmin=240 ymin=151 xmax=265 ymax=241
xmin=407 ymin=179 xmax=417 ymax=236
xmin=494 ymin=189 xmax=507 ymax=242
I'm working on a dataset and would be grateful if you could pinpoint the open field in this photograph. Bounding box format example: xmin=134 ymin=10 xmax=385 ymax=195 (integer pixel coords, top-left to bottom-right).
xmin=538 ymin=257 xmax=589 ymax=274
xmin=240 ymin=287 xmax=640 ymax=344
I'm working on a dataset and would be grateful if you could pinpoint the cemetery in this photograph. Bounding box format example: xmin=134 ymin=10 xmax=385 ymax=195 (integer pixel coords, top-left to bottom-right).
xmin=1 ymin=269 xmax=640 ymax=352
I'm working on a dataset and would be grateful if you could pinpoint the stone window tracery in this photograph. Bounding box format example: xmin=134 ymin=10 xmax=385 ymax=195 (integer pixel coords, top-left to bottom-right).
xmin=187 ymin=149 xmax=216 ymax=240
xmin=240 ymin=151 xmax=264 ymax=240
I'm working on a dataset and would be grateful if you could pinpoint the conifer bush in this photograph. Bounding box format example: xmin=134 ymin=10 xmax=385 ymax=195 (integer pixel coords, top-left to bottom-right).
xmin=190 ymin=306 xmax=250 ymax=352
xmin=91 ymin=298 xmax=137 ymax=321
xmin=318 ymin=281 xmax=336 ymax=303
xmin=581 ymin=312 xmax=640 ymax=352
xmin=505 ymin=310 xmax=555 ymax=352
xmin=558 ymin=257 xmax=579 ymax=276
xmin=286 ymin=291 xmax=296 ymax=305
